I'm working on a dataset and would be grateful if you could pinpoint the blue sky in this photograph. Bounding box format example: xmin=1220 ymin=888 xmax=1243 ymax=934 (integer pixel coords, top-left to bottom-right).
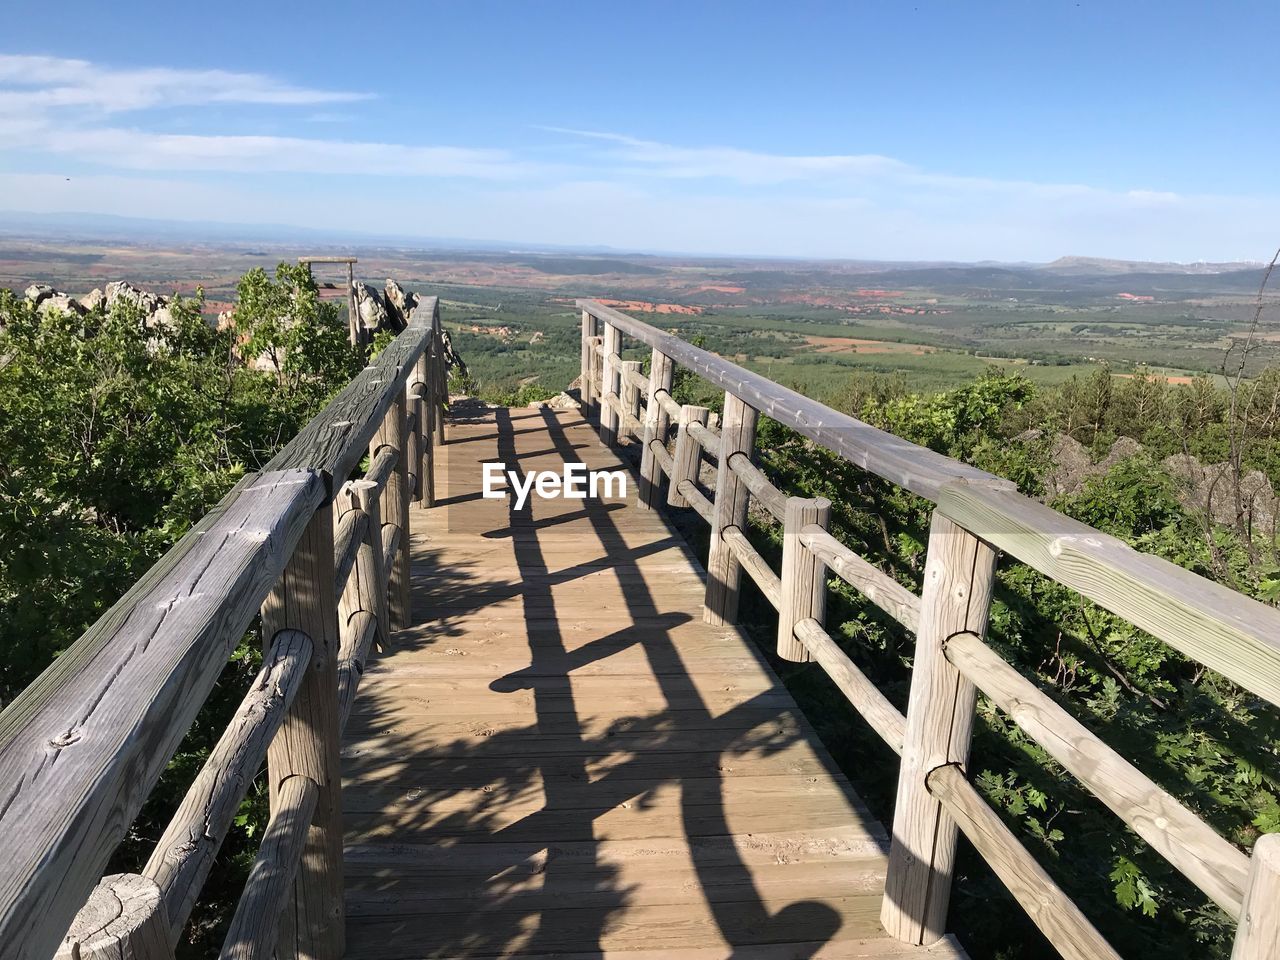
xmin=1 ymin=1 xmax=1276 ymax=261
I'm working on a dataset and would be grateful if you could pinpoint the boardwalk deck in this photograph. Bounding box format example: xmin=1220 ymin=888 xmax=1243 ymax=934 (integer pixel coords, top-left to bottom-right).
xmin=341 ymin=405 xmax=966 ymax=959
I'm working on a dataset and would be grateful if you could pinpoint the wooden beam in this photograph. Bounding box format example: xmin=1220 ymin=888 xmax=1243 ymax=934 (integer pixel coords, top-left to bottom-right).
xmin=56 ymin=874 xmax=173 ymax=960
xmin=882 ymin=511 xmax=998 ymax=945
xmin=144 ymin=630 xmax=313 ymax=943
xmin=938 ymin=482 xmax=1280 ymax=709
xmin=946 ymin=630 xmax=1249 ymax=916
xmin=576 ymin=299 xmax=1011 ymax=501
xmin=0 ymin=470 xmax=322 ymax=960
xmin=371 ymin=395 xmax=411 ymax=630
xmin=927 ymin=764 xmax=1121 ymax=960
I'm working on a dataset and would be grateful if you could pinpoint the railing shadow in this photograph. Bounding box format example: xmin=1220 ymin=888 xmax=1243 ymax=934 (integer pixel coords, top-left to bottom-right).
xmin=340 ymin=404 xmax=866 ymax=957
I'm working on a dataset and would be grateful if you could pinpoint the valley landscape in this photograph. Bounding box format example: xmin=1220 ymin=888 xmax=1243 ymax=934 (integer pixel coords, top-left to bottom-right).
xmin=3 ymin=223 xmax=1272 ymax=406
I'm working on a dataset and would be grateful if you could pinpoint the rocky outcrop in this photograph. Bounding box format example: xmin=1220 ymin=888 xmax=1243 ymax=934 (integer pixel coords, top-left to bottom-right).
xmin=352 ymin=282 xmax=390 ymax=339
xmin=383 ymin=279 xmax=417 ymax=333
xmin=1041 ymin=434 xmax=1279 ymax=533
xmin=527 ymin=391 xmax=580 ymax=411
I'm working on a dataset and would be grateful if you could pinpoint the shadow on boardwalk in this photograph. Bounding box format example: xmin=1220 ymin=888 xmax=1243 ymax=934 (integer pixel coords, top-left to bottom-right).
xmin=341 ymin=404 xmax=884 ymax=959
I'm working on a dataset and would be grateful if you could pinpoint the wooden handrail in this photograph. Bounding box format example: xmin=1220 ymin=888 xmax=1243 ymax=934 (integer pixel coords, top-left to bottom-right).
xmin=577 ymin=298 xmax=1280 ymax=960
xmin=0 ymin=296 xmax=445 ymax=960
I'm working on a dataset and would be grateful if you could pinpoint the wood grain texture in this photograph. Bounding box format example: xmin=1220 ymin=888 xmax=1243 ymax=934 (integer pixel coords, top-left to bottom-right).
xmin=723 ymin=526 xmax=782 ymax=610
xmin=339 ymin=407 xmax=951 ymax=960
xmin=221 ymin=775 xmax=320 ymax=960
xmin=579 ymin=301 xmax=1009 ymax=501
xmin=938 ymin=482 xmax=1280 ymax=708
xmin=260 ymin=506 xmax=344 ymax=960
xmin=0 ymin=469 xmax=323 ymax=960
xmin=600 ymin=324 xmax=621 ymax=446
xmin=778 ymin=497 xmax=830 ymax=663
xmin=945 ymin=630 xmax=1248 ymax=916
xmin=794 ymin=619 xmax=906 ymax=755
xmin=801 ymin=525 xmax=921 ymax=633
xmin=144 ymin=629 xmax=313 ymax=942
xmin=687 ymin=419 xmax=722 ymax=460
xmin=56 ymin=874 xmax=173 ymax=960
xmin=580 ymin=310 xmax=598 ymax=416
xmin=639 ymin=349 xmax=675 ymax=508
xmin=705 ymin=394 xmax=759 ymax=625
xmin=882 ymin=512 xmax=997 ymax=946
xmin=926 ymin=765 xmax=1120 ymax=960
xmin=728 ymin=451 xmax=788 ymax=522
xmin=668 ymin=405 xmax=709 ymax=510
xmin=1233 ymin=833 xmax=1280 ymax=960
xmin=371 ymin=395 xmax=411 ymax=630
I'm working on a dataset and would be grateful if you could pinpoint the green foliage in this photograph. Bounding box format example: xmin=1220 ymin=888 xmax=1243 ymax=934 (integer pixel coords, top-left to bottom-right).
xmin=0 ymin=266 xmax=364 ymax=956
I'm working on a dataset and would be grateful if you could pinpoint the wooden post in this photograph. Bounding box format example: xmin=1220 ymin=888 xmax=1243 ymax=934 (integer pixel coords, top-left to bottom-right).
xmin=621 ymin=360 xmax=642 ymax=441
xmin=412 ymin=353 xmax=434 ymax=507
xmin=882 ymin=511 xmax=999 ymax=945
xmin=1233 ymin=833 xmax=1280 ymax=960
xmin=667 ymin=405 xmax=709 ymax=509
xmin=371 ymin=396 xmax=411 ymax=630
xmin=260 ymin=507 xmax=343 ymax=960
xmin=56 ymin=875 xmax=173 ymax=960
xmin=347 ymin=262 xmax=358 ymax=349
xmin=704 ymin=393 xmax=759 ymax=623
xmin=777 ymin=496 xmax=830 ymax=660
xmin=430 ymin=307 xmax=445 ymax=445
xmin=340 ymin=481 xmax=390 ymax=651
xmin=580 ymin=310 xmax=598 ymax=417
xmin=639 ymin=349 xmax=675 ymax=508
xmin=600 ymin=322 xmax=621 ymax=446
xmin=405 ymin=385 xmax=423 ymax=506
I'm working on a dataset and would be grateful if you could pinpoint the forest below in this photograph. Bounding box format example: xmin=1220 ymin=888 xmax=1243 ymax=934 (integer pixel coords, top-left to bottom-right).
xmin=1 ymin=263 xmax=1278 ymax=958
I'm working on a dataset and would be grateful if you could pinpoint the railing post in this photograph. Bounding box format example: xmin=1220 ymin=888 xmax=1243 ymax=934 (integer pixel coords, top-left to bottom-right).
xmin=430 ymin=305 xmax=445 ymax=445
xmin=1232 ymin=833 xmax=1280 ymax=960
xmin=705 ymin=393 xmax=759 ymax=623
xmin=777 ymin=496 xmax=830 ymax=660
xmin=580 ymin=309 xmax=599 ymax=418
xmin=639 ymin=348 xmax=675 ymax=508
xmin=621 ymin=360 xmax=642 ymax=440
xmin=372 ymin=395 xmax=411 ymax=630
xmin=882 ymin=511 xmax=999 ymax=945
xmin=667 ymin=404 xmax=709 ymax=509
xmin=260 ymin=505 xmax=343 ymax=960
xmin=56 ymin=874 xmax=173 ymax=960
xmin=341 ymin=480 xmax=389 ymax=650
xmin=600 ymin=322 xmax=621 ymax=446
xmin=412 ymin=352 xmax=434 ymax=507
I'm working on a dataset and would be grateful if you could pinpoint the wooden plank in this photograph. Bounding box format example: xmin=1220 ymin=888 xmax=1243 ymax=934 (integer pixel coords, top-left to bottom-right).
xmin=0 ymin=470 xmax=323 ymax=960
xmin=938 ymin=482 xmax=1280 ymax=708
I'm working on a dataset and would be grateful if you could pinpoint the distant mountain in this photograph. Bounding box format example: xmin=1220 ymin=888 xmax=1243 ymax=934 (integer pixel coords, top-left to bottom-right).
xmin=1039 ymin=255 xmax=1263 ymax=276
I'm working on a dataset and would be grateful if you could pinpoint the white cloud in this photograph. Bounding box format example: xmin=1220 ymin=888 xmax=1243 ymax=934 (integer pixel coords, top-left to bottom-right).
xmin=0 ymin=55 xmax=370 ymax=114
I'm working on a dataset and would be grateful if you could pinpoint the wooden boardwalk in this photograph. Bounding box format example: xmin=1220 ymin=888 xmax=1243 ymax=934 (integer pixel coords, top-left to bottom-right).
xmin=341 ymin=405 xmax=965 ymax=959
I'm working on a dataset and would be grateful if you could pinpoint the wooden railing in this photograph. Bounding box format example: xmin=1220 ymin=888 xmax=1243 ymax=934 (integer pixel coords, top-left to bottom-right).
xmin=578 ymin=298 xmax=1280 ymax=960
xmin=0 ymin=297 xmax=447 ymax=960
